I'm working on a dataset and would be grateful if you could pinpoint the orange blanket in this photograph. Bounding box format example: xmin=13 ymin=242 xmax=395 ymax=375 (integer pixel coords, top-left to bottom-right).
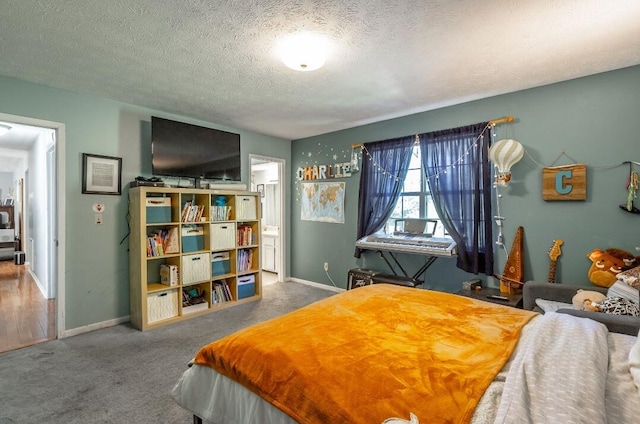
xmin=194 ymin=284 xmax=537 ymax=423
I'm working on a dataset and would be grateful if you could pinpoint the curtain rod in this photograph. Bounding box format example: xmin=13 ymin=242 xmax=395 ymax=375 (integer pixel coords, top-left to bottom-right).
xmin=351 ymin=116 xmax=516 ymax=149
xmin=488 ymin=116 xmax=515 ymax=126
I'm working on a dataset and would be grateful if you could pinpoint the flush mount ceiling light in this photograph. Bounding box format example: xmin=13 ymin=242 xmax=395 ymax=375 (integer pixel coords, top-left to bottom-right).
xmin=0 ymin=124 xmax=12 ymax=136
xmin=278 ymin=32 xmax=327 ymax=72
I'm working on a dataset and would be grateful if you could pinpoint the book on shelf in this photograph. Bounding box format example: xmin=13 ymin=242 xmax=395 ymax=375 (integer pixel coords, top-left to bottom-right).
xmin=211 ymin=205 xmax=232 ymax=221
xmin=237 ymin=225 xmax=254 ymax=246
xmin=181 ymin=201 xmax=205 ymax=223
xmin=237 ymin=249 xmax=254 ymax=271
xmin=160 ymin=264 xmax=179 ymax=286
xmin=212 ymin=280 xmax=232 ymax=304
xmin=194 ymin=205 xmax=204 ymax=222
xmin=147 ymin=234 xmax=164 ymax=256
xmin=147 ymin=229 xmax=176 ymax=257
xmin=181 ymin=201 xmax=192 ymax=222
xmin=187 ymin=205 xmax=198 ymax=222
xmin=164 ymin=227 xmax=180 ymax=254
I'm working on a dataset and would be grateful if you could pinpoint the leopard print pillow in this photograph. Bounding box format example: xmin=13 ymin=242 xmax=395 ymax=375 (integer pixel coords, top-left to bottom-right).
xmin=597 ymin=297 xmax=640 ymax=316
xmin=617 ymin=265 xmax=640 ymax=289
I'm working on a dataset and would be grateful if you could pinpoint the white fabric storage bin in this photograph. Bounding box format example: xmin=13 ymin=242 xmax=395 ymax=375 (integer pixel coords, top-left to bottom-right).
xmin=237 ymin=274 xmax=256 ymax=299
xmin=235 ymin=196 xmax=257 ymax=220
xmin=181 ymin=225 xmax=205 ymax=253
xmin=181 ymin=252 xmax=211 ymax=285
xmin=211 ymin=223 xmax=236 ymax=250
xmin=212 ymin=252 xmax=231 ymax=276
xmin=146 ymin=197 xmax=172 ymax=223
xmin=147 ymin=289 xmax=178 ymax=323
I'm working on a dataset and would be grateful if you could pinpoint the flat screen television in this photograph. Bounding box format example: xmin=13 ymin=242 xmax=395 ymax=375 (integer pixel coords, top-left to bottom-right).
xmin=151 ymin=117 xmax=241 ymax=182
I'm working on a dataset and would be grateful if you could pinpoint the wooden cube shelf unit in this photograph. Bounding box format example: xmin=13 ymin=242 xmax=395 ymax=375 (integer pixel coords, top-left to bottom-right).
xmin=129 ymin=186 xmax=262 ymax=331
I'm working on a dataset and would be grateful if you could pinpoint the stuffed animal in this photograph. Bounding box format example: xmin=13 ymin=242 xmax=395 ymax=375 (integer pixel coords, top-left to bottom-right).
xmin=572 ymin=289 xmax=607 ymax=311
xmin=586 ymin=248 xmax=640 ymax=288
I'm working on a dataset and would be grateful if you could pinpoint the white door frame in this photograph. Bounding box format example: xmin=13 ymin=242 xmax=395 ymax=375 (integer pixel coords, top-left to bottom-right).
xmin=46 ymin=145 xmax=57 ymax=299
xmin=249 ymin=154 xmax=285 ymax=283
xmin=0 ymin=112 xmax=66 ymax=338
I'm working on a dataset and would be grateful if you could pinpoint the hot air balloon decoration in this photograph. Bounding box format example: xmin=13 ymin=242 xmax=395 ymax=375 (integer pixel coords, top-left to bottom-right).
xmin=488 ymin=139 xmax=524 ymax=187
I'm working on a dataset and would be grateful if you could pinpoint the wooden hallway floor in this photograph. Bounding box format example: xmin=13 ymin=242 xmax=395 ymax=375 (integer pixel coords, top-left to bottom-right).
xmin=0 ymin=260 xmax=55 ymax=353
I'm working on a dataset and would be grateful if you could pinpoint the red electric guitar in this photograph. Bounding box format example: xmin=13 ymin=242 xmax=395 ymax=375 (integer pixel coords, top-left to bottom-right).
xmin=547 ymin=239 xmax=564 ymax=283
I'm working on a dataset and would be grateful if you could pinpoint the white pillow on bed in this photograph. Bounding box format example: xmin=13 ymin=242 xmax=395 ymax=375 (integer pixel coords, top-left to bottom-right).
xmin=535 ymin=298 xmax=574 ymax=312
xmin=630 ymin=330 xmax=640 ymax=394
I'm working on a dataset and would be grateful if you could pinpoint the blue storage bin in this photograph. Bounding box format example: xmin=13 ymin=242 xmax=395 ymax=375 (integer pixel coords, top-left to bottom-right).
xmin=237 ymin=275 xmax=256 ymax=299
xmin=182 ymin=226 xmax=204 ymax=253
xmin=212 ymin=252 xmax=231 ymax=276
xmin=146 ymin=197 xmax=172 ymax=223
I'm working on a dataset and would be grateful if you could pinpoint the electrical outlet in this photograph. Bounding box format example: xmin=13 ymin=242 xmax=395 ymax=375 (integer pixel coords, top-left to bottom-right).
xmin=323 ymin=262 xmax=329 ymax=272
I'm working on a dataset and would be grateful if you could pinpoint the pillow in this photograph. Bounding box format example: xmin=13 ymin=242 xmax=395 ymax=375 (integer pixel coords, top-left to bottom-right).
xmin=629 ymin=330 xmax=640 ymax=395
xmin=617 ymin=265 xmax=640 ymax=289
xmin=597 ymin=297 xmax=640 ymax=316
xmin=535 ymin=298 xmax=574 ymax=313
xmin=607 ymin=280 xmax=639 ymax=304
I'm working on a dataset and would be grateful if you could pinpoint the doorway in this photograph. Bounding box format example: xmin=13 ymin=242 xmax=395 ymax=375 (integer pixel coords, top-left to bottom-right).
xmin=249 ymin=155 xmax=285 ymax=286
xmin=0 ymin=112 xmax=64 ymax=352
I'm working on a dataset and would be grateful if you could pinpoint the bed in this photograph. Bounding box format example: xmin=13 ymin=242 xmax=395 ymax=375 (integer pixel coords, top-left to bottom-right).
xmin=172 ymin=283 xmax=640 ymax=423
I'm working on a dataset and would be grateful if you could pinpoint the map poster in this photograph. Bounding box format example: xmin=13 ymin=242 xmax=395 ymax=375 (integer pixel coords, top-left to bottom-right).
xmin=300 ymin=182 xmax=345 ymax=223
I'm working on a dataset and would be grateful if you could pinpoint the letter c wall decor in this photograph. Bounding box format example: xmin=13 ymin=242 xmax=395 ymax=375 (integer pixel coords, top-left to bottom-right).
xmin=542 ymin=164 xmax=587 ymax=201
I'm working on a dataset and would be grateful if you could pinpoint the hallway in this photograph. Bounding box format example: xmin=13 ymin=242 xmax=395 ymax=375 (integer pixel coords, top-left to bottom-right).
xmin=0 ymin=260 xmax=55 ymax=353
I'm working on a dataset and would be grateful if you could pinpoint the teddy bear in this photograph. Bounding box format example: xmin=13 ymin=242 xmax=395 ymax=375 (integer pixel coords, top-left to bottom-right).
xmin=572 ymin=289 xmax=607 ymax=311
xmin=586 ymin=248 xmax=640 ymax=288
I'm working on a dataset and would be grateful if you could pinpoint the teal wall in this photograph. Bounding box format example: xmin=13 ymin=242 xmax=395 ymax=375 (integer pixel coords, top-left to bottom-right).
xmin=291 ymin=66 xmax=640 ymax=292
xmin=0 ymin=75 xmax=291 ymax=331
xmin=1 ymin=65 xmax=638 ymax=330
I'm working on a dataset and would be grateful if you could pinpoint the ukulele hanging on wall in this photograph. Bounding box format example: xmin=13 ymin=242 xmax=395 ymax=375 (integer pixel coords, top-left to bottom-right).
xmin=547 ymin=239 xmax=564 ymax=283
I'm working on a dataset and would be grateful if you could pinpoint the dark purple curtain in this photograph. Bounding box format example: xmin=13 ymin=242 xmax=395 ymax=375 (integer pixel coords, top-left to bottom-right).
xmin=354 ymin=135 xmax=415 ymax=258
xmin=418 ymin=123 xmax=493 ymax=275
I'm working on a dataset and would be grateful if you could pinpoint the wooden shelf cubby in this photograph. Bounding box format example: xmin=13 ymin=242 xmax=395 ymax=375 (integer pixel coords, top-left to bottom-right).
xmin=129 ymin=186 xmax=262 ymax=331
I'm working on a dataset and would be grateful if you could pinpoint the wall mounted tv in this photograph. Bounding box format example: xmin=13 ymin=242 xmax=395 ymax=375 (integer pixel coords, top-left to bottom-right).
xmin=151 ymin=116 xmax=241 ymax=182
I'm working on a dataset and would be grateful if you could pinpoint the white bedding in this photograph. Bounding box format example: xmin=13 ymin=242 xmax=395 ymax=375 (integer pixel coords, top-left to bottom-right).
xmin=172 ymin=313 xmax=640 ymax=424
xmin=496 ymin=312 xmax=609 ymax=423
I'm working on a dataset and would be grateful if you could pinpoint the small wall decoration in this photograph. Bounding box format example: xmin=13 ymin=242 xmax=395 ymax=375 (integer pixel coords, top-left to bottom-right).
xmin=488 ymin=138 xmax=524 ymax=187
xmin=82 ymin=153 xmax=122 ymax=195
xmin=620 ymin=168 xmax=639 ymax=214
xmin=542 ymin=164 xmax=586 ymax=201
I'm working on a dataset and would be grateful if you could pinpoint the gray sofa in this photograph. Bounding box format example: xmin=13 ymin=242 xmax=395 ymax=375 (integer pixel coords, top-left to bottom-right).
xmin=523 ymin=280 xmax=640 ymax=336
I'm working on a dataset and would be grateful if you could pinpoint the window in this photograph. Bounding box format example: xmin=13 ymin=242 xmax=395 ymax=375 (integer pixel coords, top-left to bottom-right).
xmin=383 ymin=145 xmax=449 ymax=238
xmin=356 ymin=122 xmax=493 ymax=275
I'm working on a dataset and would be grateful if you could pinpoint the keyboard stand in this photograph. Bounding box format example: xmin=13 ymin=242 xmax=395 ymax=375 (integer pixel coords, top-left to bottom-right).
xmin=372 ymin=250 xmax=439 ymax=287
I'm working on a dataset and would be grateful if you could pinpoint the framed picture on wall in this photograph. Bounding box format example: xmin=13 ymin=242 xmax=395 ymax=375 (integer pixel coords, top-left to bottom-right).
xmin=82 ymin=153 xmax=122 ymax=195
xmin=257 ymin=184 xmax=265 ymax=197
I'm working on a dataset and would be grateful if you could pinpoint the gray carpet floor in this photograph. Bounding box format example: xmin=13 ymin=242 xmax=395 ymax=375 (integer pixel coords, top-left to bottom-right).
xmin=0 ymin=281 xmax=335 ymax=424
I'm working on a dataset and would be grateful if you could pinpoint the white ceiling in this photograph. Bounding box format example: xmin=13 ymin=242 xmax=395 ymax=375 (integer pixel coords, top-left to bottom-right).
xmin=0 ymin=0 xmax=640 ymax=143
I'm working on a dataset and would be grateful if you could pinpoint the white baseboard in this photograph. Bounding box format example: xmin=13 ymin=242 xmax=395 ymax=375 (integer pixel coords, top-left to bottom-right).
xmin=28 ymin=268 xmax=49 ymax=299
xmin=286 ymin=277 xmax=344 ymax=293
xmin=60 ymin=280 xmax=339 ymax=338
xmin=62 ymin=315 xmax=130 ymax=338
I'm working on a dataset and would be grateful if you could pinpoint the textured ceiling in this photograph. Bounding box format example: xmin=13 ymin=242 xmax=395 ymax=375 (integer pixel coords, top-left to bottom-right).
xmin=0 ymin=0 xmax=640 ymax=141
